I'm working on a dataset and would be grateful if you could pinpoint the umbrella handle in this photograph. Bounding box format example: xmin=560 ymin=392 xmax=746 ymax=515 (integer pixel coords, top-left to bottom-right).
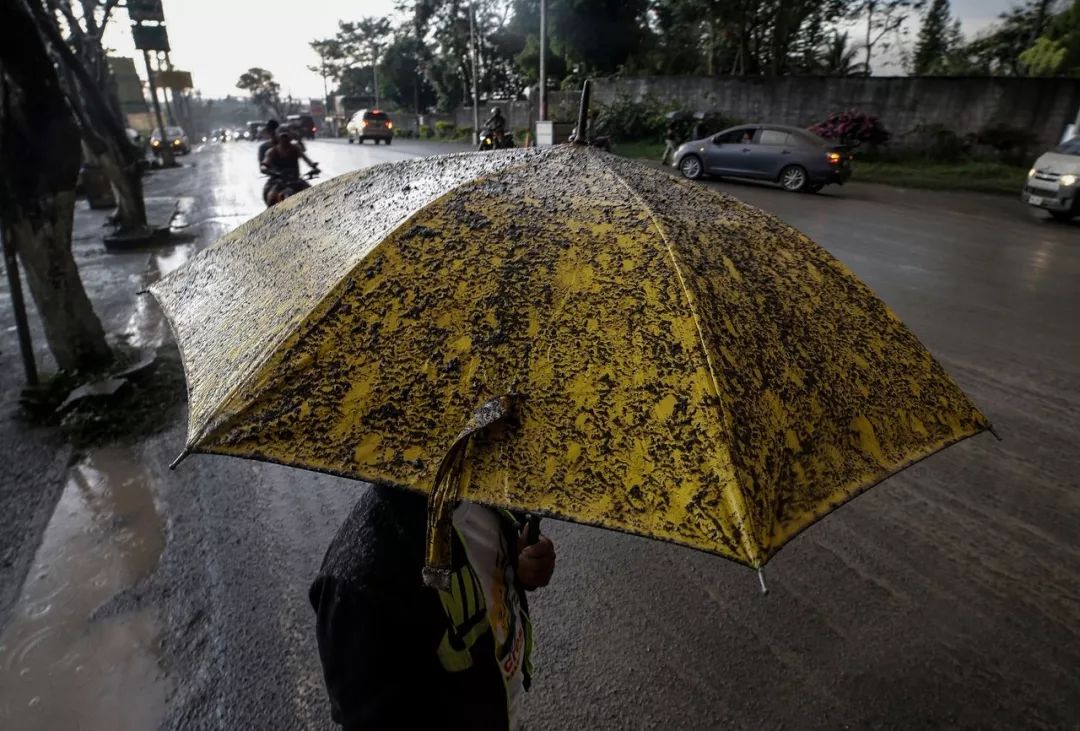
xmin=525 ymin=515 xmax=541 ymax=546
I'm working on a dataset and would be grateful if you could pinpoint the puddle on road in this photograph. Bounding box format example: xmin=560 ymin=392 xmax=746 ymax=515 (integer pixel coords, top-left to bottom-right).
xmin=0 ymin=448 xmax=168 ymax=731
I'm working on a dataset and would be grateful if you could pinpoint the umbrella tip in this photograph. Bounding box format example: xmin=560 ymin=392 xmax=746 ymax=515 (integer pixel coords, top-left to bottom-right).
xmin=988 ymin=425 xmax=1002 ymax=442
xmin=757 ymin=568 xmax=769 ymax=595
xmin=169 ymin=447 xmax=191 ymax=470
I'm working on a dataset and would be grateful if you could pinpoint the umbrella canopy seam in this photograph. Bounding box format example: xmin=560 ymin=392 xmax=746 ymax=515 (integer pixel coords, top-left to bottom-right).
xmin=177 ymin=149 xmax=553 ymax=451
xmin=594 ymin=152 xmax=763 ymax=567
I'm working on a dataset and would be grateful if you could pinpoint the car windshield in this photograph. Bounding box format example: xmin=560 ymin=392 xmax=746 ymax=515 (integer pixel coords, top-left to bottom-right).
xmin=364 ymin=112 xmax=388 ymax=121
xmin=154 ymin=127 xmax=184 ymax=138
xmin=1055 ymin=137 xmax=1080 ymax=156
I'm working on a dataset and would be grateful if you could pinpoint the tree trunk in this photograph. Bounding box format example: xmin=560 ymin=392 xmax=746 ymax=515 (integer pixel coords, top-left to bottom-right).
xmin=7 ymin=193 xmax=112 ymax=372
xmin=0 ymin=0 xmax=112 ymax=373
xmin=33 ymin=3 xmax=149 ymax=233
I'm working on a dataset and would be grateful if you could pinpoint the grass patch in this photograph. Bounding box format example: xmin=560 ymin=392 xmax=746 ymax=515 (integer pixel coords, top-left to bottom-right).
xmin=851 ymin=161 xmax=1027 ymax=195
xmin=614 ymin=140 xmax=665 ymax=161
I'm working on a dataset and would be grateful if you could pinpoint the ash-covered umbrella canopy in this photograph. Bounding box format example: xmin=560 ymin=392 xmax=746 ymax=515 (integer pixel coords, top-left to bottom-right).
xmin=149 ymin=144 xmax=989 ymax=570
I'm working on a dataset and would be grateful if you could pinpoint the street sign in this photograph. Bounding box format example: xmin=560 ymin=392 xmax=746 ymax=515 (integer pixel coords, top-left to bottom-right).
xmin=156 ymin=70 xmax=193 ymax=89
xmin=128 ymin=0 xmax=165 ymax=22
xmin=132 ymin=24 xmax=170 ymax=52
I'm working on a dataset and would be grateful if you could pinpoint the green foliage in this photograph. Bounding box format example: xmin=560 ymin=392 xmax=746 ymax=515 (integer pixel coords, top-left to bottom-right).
xmin=420 ymin=126 xmax=435 ymax=139
xmin=852 ymin=160 xmax=1028 ymax=195
xmin=1020 ymin=36 xmax=1069 ymax=74
xmin=434 ymin=120 xmax=456 ymax=138
xmin=235 ymin=67 xmax=281 ymax=116
xmin=593 ymin=95 xmax=671 ymax=142
xmin=913 ymin=0 xmax=961 ymax=75
xmin=901 ymin=123 xmax=969 ymax=162
xmin=973 ymin=124 xmax=1035 ymax=165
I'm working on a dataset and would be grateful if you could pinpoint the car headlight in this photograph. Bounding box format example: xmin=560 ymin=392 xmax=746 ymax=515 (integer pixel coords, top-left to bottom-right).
xmin=1028 ymin=168 xmax=1036 ymax=178
xmin=1060 ymin=173 xmax=1077 ymax=186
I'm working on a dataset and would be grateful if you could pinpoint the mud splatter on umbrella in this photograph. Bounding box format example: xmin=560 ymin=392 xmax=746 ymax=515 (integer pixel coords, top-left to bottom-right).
xmin=149 ymin=141 xmax=990 ymax=577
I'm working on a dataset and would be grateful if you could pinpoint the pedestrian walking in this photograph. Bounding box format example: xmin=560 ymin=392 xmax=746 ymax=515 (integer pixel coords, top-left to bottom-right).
xmin=310 ymin=485 xmax=556 ymax=730
xmin=662 ymin=122 xmax=678 ymax=166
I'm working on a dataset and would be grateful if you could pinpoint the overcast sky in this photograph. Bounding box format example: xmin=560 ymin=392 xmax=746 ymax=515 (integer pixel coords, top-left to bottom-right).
xmin=103 ymin=0 xmax=1021 ymax=100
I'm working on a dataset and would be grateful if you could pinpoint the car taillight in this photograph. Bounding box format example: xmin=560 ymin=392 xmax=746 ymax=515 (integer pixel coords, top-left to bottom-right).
xmin=311 ymin=126 xmax=316 ymax=132
xmin=362 ymin=121 xmax=369 ymax=127
xmin=826 ymin=151 xmax=842 ymax=164
xmin=387 ymin=121 xmax=393 ymax=129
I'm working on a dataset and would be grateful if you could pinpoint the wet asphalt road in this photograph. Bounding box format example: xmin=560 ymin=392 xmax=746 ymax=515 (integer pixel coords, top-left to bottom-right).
xmin=25 ymin=139 xmax=1080 ymax=729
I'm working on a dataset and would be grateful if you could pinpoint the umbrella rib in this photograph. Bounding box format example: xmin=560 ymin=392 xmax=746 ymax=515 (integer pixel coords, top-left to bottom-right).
xmin=594 ymin=153 xmax=763 ymax=567
xmin=184 ymin=148 xmax=561 ymax=452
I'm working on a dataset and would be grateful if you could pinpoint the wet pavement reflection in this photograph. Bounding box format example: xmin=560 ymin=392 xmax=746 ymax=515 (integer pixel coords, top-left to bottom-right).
xmin=0 ymin=448 xmax=168 ymax=730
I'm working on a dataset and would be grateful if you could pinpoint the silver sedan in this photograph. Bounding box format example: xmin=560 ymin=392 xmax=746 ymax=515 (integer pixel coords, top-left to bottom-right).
xmin=674 ymin=124 xmax=852 ymax=193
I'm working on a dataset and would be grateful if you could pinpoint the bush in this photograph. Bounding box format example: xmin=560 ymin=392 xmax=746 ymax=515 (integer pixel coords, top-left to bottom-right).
xmin=420 ymin=126 xmax=434 ymax=139
xmin=902 ymin=123 xmax=969 ymax=163
xmin=972 ymin=124 xmax=1034 ymax=165
xmin=593 ymin=95 xmax=670 ymax=142
xmin=455 ymin=126 xmax=473 ymax=141
xmin=395 ymin=128 xmax=416 ymax=139
xmin=434 ymin=120 xmax=456 ymax=138
xmin=809 ymin=109 xmax=891 ymax=147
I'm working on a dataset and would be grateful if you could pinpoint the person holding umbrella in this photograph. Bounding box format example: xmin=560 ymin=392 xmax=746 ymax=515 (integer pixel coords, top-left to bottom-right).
xmin=309 ymin=486 xmax=555 ymax=730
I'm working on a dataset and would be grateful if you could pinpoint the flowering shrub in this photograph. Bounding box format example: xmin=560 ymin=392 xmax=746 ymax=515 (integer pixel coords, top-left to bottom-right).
xmin=809 ymin=110 xmax=891 ymax=147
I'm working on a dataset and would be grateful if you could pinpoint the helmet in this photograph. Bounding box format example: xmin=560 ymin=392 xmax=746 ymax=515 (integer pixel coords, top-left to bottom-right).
xmin=490 ymin=106 xmax=502 ymax=117
xmin=265 ymin=119 xmax=280 ymax=133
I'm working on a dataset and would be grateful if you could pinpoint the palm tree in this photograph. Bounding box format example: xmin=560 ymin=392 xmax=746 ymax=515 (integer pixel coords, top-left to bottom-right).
xmin=819 ymin=31 xmax=869 ymax=76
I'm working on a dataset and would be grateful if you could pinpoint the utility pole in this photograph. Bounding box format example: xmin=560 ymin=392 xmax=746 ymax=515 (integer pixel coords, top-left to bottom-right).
xmin=470 ymin=1 xmax=480 ymax=144
xmin=539 ymin=0 xmax=547 ymax=122
xmin=143 ymin=49 xmax=174 ymax=166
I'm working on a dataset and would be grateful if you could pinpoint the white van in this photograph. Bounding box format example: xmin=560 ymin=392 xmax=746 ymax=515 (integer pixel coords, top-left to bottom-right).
xmin=1023 ymin=137 xmax=1080 ymax=221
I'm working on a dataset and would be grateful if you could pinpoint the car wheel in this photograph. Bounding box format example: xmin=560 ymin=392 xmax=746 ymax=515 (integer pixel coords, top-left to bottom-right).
xmin=679 ymin=155 xmax=704 ymax=180
xmin=1050 ymin=210 xmax=1076 ymax=222
xmin=386 ymin=138 xmax=392 ymax=146
xmin=780 ymin=165 xmax=809 ymax=192
xmin=348 ymin=137 xmax=354 ymax=144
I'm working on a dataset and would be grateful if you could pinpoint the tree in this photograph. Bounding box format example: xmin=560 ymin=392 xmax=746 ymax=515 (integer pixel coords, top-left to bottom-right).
xmin=1019 ymin=0 xmax=1080 ymax=75
xmin=338 ymin=17 xmax=394 ymax=107
xmin=912 ymin=0 xmax=954 ymax=73
xmin=815 ymin=30 xmax=868 ymax=75
xmin=236 ymin=68 xmax=283 ymax=117
xmin=34 ymin=0 xmax=150 ymax=236
xmin=847 ymin=0 xmax=925 ymax=75
xmin=1 ymin=0 xmax=112 ymax=372
xmin=956 ymin=0 xmax=1063 ymax=75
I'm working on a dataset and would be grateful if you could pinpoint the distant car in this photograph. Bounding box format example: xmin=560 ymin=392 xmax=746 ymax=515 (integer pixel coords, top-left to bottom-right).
xmin=285 ymin=113 xmax=317 ymax=140
xmin=347 ymin=109 xmax=393 ymax=144
xmin=1023 ymin=136 xmax=1080 ymax=221
xmin=674 ymin=124 xmax=851 ymax=193
xmin=247 ymin=120 xmax=264 ymax=140
xmin=209 ymin=128 xmax=228 ymax=143
xmin=150 ymin=125 xmax=190 ymax=155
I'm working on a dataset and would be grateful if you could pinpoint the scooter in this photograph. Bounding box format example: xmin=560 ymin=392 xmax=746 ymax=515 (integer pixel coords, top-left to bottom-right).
xmin=264 ymin=167 xmax=320 ymax=207
xmin=478 ymin=128 xmax=514 ymax=151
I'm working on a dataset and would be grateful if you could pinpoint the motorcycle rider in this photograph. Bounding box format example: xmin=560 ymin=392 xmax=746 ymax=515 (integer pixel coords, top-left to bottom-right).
xmin=261 ymin=131 xmax=319 ymax=206
xmin=482 ymin=106 xmax=509 ymax=149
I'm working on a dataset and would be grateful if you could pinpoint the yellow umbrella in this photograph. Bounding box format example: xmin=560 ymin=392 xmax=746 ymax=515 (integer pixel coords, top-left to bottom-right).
xmin=149 ymin=114 xmax=990 ymax=587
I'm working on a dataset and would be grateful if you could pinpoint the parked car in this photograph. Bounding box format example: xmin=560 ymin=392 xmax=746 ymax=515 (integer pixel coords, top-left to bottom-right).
xmin=347 ymin=109 xmax=393 ymax=144
xmin=674 ymin=124 xmax=851 ymax=193
xmin=1022 ymin=136 xmax=1080 ymax=221
xmin=286 ymin=113 xmax=317 ymax=140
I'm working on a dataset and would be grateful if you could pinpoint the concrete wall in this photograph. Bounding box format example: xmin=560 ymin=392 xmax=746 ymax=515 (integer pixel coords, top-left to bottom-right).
xmin=587 ymin=76 xmax=1080 ymax=150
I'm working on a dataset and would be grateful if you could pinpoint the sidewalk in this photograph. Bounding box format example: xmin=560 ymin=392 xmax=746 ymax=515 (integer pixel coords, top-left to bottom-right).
xmin=0 ymin=164 xmax=192 ymax=633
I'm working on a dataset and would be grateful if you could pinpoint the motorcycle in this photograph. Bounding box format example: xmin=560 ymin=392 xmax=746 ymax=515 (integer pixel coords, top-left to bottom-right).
xmin=477 ymin=128 xmax=514 ymax=152
xmin=263 ymin=166 xmax=320 ymax=207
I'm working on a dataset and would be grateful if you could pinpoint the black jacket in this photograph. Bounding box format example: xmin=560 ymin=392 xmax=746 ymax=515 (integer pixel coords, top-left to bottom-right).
xmin=310 ymin=485 xmax=529 ymax=730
